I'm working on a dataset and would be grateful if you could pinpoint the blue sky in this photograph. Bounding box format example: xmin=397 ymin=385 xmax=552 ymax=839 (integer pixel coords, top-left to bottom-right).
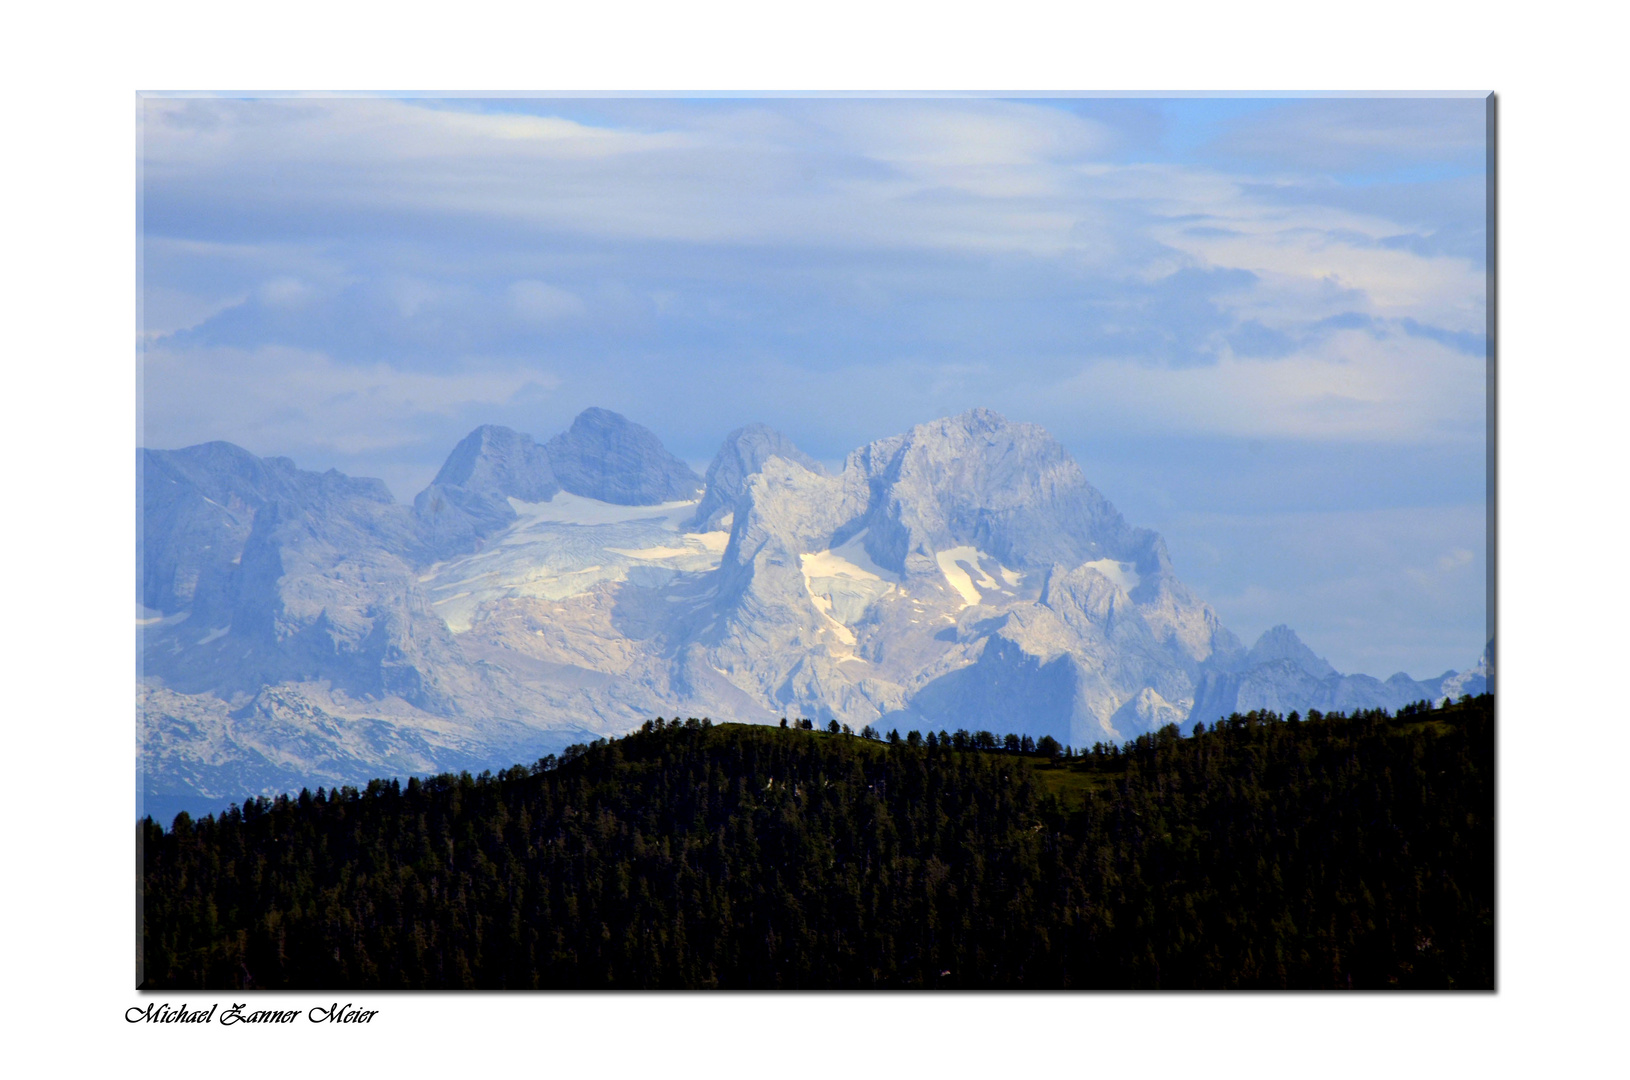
xmin=138 ymin=94 xmax=1489 ymax=679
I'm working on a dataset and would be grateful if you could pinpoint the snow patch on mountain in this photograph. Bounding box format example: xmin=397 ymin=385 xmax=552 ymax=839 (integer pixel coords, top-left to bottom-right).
xmin=801 ymin=531 xmax=899 ymax=637
xmin=506 ymin=492 xmax=697 ymax=529
xmin=1082 ymin=558 xmax=1140 ymax=594
xmin=608 ymin=544 xmax=695 ymax=560
xmin=933 ymin=547 xmax=1023 ymax=608
xmin=1440 ymin=640 xmax=1492 ymax=700
xmin=692 ymin=530 xmax=731 ymax=553
xmin=1112 ymin=687 xmax=1190 ymax=734
xmin=421 ymin=492 xmax=725 ymax=632
xmin=800 ymin=548 xmax=884 ymax=587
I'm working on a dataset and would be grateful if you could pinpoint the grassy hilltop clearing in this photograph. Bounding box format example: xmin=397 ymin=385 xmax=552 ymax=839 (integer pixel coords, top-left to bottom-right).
xmin=141 ymin=697 xmax=1493 ymax=990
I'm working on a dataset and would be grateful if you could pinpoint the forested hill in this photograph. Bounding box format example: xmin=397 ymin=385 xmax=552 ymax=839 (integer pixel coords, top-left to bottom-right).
xmin=141 ymin=697 xmax=1494 ymax=990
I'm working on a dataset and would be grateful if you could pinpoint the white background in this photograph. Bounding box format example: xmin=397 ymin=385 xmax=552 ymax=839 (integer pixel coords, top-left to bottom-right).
xmin=2 ymin=1 xmax=1625 ymax=1075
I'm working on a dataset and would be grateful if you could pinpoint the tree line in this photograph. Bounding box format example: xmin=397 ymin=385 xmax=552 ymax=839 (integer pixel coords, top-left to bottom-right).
xmin=140 ymin=695 xmax=1493 ymax=990
xmin=791 ymin=715 xmax=1067 ymax=757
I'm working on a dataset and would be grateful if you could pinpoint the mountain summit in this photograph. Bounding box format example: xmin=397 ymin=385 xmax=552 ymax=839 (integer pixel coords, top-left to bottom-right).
xmin=431 ymin=424 xmax=558 ymax=500
xmin=544 ymin=407 xmax=702 ymax=506
xmin=686 ymin=423 xmax=825 ymax=532
xmin=412 ymin=409 xmax=703 ymax=558
xmin=841 ymin=408 xmax=1146 ymax=576
xmin=414 ymin=425 xmax=558 ymax=556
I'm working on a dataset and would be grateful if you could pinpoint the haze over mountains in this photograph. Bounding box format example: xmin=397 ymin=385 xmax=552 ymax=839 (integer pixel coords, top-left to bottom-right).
xmin=139 ymin=408 xmax=1489 ymax=811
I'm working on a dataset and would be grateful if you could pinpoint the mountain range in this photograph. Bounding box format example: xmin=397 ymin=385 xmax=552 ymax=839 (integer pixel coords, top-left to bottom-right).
xmin=139 ymin=407 xmax=1490 ymax=812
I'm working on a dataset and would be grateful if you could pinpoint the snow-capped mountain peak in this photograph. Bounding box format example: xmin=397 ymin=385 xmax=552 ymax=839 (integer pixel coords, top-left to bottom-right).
xmin=140 ymin=409 xmax=1487 ymax=809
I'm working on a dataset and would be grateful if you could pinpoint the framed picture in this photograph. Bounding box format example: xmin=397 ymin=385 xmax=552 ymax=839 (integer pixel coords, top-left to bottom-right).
xmin=137 ymin=93 xmax=1492 ymax=991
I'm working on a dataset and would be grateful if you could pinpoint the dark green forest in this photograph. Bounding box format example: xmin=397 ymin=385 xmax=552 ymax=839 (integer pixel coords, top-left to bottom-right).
xmin=140 ymin=696 xmax=1493 ymax=990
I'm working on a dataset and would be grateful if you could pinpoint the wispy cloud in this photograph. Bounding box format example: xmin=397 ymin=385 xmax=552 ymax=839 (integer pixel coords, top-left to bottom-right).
xmin=141 ymin=98 xmax=1482 ymax=279
xmin=507 ymin=281 xmax=586 ymax=322
xmin=1032 ymin=326 xmax=1484 ymax=444
xmin=141 ymin=343 xmax=555 ymax=468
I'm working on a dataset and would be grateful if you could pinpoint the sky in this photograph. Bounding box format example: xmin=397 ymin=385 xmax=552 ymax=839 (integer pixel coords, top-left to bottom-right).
xmin=138 ymin=94 xmax=1489 ymax=680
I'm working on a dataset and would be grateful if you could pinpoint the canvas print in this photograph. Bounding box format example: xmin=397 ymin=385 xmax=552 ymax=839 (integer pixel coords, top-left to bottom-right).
xmin=137 ymin=94 xmax=1493 ymax=990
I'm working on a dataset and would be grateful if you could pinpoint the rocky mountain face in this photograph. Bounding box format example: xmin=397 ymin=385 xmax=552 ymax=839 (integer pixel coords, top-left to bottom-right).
xmin=411 ymin=410 xmax=699 ymax=560
xmin=139 ymin=408 xmax=1490 ymax=812
xmin=543 ymin=407 xmax=703 ymax=506
xmin=412 ymin=425 xmax=558 ymax=558
xmin=685 ymin=423 xmax=827 ymax=532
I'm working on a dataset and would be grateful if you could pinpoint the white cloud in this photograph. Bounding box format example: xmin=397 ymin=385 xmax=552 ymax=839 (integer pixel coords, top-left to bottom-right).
xmin=1159 ymin=215 xmax=1483 ymax=332
xmin=1433 ymin=547 xmax=1476 ymax=573
xmin=140 ymin=99 xmax=1486 ymax=332
xmin=143 ymin=98 xmax=685 ymax=171
xmin=1066 ymin=160 xmax=1484 ymax=330
xmin=1033 ymin=327 xmax=1484 ymax=444
xmin=257 ymin=276 xmax=316 ymax=309
xmin=140 ymin=343 xmax=556 ymax=456
xmin=140 ymin=284 xmax=247 ymax=338
xmin=140 ymin=236 xmax=349 ymax=337
xmin=507 ymin=280 xmax=585 ymax=322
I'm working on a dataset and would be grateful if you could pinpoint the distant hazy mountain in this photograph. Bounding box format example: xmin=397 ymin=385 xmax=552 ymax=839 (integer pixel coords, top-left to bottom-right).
xmin=544 ymin=407 xmax=703 ymax=506
xmin=138 ymin=408 xmax=1490 ymax=810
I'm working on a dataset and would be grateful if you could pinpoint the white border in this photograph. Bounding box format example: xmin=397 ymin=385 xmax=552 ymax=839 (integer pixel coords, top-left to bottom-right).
xmin=5 ymin=1 xmax=1626 ymax=1076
